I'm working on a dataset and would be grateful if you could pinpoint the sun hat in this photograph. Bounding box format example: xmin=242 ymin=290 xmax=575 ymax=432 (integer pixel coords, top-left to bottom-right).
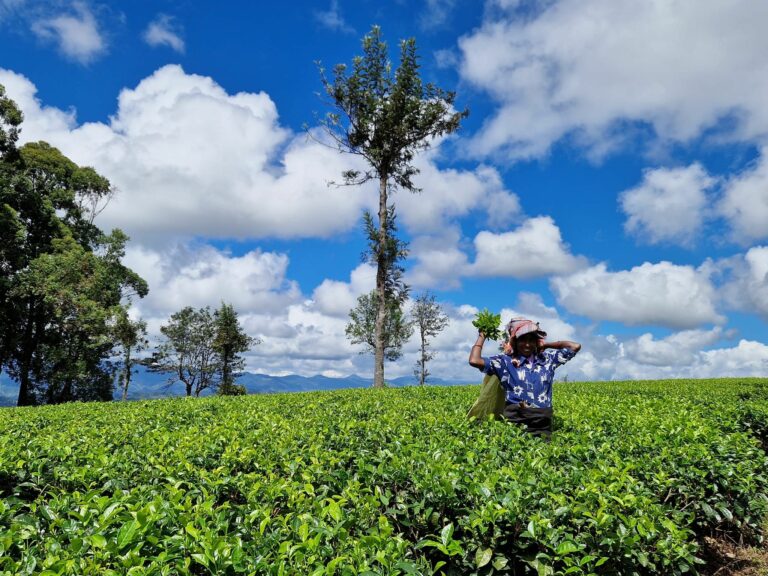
xmin=507 ymin=318 xmax=547 ymax=339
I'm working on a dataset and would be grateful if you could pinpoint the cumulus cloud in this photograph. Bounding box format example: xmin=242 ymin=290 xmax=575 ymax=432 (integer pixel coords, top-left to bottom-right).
xmin=623 ymin=328 xmax=723 ymax=367
xmin=458 ymin=0 xmax=768 ymax=159
xmin=398 ymin=160 xmax=520 ymax=233
xmin=407 ymin=229 xmax=470 ymax=289
xmin=620 ymin=163 xmax=716 ymax=247
xmin=2 ymin=64 xmax=377 ymax=244
xmin=551 ymin=261 xmax=724 ymax=328
xmin=144 ymin=14 xmax=185 ymax=53
xmin=470 ymin=216 xmax=587 ymax=278
xmin=1 ymin=65 xmax=516 ymax=248
xmin=311 ymin=264 xmax=376 ymax=318
xmin=718 ymin=246 xmax=768 ymax=320
xmin=720 ymin=147 xmax=768 ymax=243
xmin=31 ymin=2 xmax=105 ymax=64
xmin=123 ymin=243 xmax=302 ymax=318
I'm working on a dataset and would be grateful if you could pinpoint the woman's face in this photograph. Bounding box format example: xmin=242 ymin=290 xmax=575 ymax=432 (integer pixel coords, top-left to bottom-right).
xmin=516 ymin=333 xmax=538 ymax=356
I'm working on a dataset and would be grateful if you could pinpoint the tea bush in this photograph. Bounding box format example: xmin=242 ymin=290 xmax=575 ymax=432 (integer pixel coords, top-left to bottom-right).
xmin=1 ymin=378 xmax=767 ymax=575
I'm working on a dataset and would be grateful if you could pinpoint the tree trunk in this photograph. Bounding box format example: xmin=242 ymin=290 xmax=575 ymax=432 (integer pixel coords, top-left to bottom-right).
xmin=121 ymin=348 xmax=131 ymax=401
xmin=420 ymin=332 xmax=427 ymax=386
xmin=16 ymin=299 xmax=38 ymax=406
xmin=373 ymin=177 xmax=388 ymax=388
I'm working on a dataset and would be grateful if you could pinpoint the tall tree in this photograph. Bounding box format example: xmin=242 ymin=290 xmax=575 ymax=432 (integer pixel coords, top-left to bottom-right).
xmin=113 ymin=306 xmax=148 ymax=401
xmin=149 ymin=307 xmax=219 ymax=397
xmin=411 ymin=291 xmax=449 ymax=386
xmin=213 ymin=302 xmax=258 ymax=396
xmin=319 ymin=26 xmax=467 ymax=387
xmin=0 ymin=84 xmax=24 ymax=379
xmin=0 ymin=86 xmax=147 ymax=405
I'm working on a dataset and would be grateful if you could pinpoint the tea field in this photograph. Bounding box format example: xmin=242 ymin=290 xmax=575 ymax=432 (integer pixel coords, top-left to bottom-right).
xmin=2 ymin=378 xmax=768 ymax=575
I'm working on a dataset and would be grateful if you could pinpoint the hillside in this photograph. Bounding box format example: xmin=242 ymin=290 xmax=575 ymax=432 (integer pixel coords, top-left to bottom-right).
xmin=1 ymin=378 xmax=767 ymax=574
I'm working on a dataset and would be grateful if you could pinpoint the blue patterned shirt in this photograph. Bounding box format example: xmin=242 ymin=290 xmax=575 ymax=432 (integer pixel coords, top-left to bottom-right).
xmin=479 ymin=348 xmax=577 ymax=408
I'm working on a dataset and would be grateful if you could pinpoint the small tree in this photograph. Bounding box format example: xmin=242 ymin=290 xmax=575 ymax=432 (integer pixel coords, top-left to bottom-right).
xmin=319 ymin=26 xmax=467 ymax=387
xmin=346 ymin=290 xmax=413 ymax=365
xmin=411 ymin=291 xmax=449 ymax=386
xmin=213 ymin=302 xmax=258 ymax=396
xmin=148 ymin=306 xmax=219 ymax=397
xmin=113 ymin=306 xmax=148 ymax=401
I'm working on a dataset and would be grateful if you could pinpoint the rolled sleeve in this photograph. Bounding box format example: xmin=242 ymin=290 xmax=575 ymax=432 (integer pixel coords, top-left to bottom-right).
xmin=548 ymin=347 xmax=577 ymax=365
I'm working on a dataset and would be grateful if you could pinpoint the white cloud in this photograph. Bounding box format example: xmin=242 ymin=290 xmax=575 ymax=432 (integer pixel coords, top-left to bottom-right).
xmin=420 ymin=0 xmax=456 ymax=30
xmin=470 ymin=216 xmax=586 ymax=278
xmin=3 ymin=65 xmax=510 ymax=247
xmin=314 ymin=0 xmax=354 ymax=34
xmin=2 ymin=65 xmax=376 ymax=244
xmin=398 ymin=160 xmax=520 ymax=233
xmin=620 ymin=163 xmax=716 ymax=247
xmin=720 ymin=147 xmax=768 ymax=243
xmin=623 ymin=328 xmax=723 ymax=366
xmin=407 ymin=229 xmax=470 ymax=289
xmin=719 ymin=246 xmax=768 ymax=320
xmin=123 ymin=243 xmax=302 ymax=318
xmin=551 ymin=261 xmax=724 ymax=328
xmin=311 ymin=264 xmax=376 ymax=318
xmin=31 ymin=1 xmax=105 ymax=64
xmin=112 ymin=245 xmax=768 ymax=382
xmin=459 ymin=0 xmax=768 ymax=160
xmin=144 ymin=14 xmax=185 ymax=53
xmin=0 ymin=68 xmax=76 ymax=139
xmin=697 ymin=340 xmax=768 ymax=377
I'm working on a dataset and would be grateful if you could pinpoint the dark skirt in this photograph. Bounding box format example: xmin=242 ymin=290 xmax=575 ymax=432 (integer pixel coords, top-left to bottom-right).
xmin=502 ymin=403 xmax=553 ymax=438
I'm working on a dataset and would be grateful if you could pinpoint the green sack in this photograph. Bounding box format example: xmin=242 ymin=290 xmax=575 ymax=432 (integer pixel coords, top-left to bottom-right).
xmin=467 ymin=374 xmax=506 ymax=420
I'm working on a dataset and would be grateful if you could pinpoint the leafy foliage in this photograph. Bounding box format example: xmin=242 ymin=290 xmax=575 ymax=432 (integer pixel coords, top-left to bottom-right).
xmin=213 ymin=302 xmax=258 ymax=396
xmin=149 ymin=304 xmax=257 ymax=397
xmin=1 ymin=378 xmax=767 ymax=575
xmin=472 ymin=309 xmax=503 ymax=341
xmin=411 ymin=291 xmax=449 ymax=386
xmin=346 ymin=290 xmax=413 ymax=362
xmin=148 ymin=306 xmax=220 ymax=397
xmin=0 ymin=86 xmax=147 ymax=405
xmin=113 ymin=307 xmax=148 ymax=401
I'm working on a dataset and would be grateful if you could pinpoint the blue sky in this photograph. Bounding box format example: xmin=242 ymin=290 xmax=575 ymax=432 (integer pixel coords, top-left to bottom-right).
xmin=1 ymin=0 xmax=767 ymax=384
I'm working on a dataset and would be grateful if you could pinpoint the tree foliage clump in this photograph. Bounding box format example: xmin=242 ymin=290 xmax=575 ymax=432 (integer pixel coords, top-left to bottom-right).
xmin=0 ymin=84 xmax=148 ymax=405
xmin=113 ymin=307 xmax=148 ymax=401
xmin=411 ymin=291 xmax=449 ymax=386
xmin=346 ymin=291 xmax=413 ymax=362
xmin=149 ymin=303 xmax=257 ymax=397
xmin=320 ymin=26 xmax=467 ymax=387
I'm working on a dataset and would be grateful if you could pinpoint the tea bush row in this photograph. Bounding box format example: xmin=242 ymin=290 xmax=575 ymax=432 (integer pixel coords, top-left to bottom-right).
xmin=1 ymin=378 xmax=767 ymax=575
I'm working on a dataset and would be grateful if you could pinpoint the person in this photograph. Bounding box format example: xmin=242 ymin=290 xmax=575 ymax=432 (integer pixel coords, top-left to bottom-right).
xmin=468 ymin=318 xmax=581 ymax=438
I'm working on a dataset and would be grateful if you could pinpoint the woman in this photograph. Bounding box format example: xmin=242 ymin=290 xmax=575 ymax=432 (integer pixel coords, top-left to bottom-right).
xmin=469 ymin=319 xmax=581 ymax=438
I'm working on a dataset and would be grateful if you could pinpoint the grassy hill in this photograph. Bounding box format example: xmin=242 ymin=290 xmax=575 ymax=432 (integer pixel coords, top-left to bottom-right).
xmin=1 ymin=378 xmax=767 ymax=575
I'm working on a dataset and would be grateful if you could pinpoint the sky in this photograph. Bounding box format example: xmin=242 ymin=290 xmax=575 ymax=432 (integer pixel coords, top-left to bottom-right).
xmin=0 ymin=0 xmax=767 ymax=385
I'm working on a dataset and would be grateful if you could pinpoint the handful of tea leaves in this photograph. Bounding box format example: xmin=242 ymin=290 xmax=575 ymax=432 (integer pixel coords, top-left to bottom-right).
xmin=472 ymin=309 xmax=502 ymax=340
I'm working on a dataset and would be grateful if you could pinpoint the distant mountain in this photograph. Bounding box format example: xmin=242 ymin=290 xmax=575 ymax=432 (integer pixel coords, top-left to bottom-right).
xmin=0 ymin=367 xmax=471 ymax=405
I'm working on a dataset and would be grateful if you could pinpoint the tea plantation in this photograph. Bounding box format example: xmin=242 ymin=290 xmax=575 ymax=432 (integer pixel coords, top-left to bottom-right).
xmin=2 ymin=379 xmax=768 ymax=575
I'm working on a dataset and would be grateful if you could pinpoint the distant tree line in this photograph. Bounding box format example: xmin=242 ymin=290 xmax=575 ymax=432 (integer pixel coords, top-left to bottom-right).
xmin=0 ymin=84 xmax=257 ymax=406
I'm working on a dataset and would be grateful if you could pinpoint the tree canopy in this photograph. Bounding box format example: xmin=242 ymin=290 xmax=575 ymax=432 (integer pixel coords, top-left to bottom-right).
xmin=0 ymin=83 xmax=148 ymax=405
